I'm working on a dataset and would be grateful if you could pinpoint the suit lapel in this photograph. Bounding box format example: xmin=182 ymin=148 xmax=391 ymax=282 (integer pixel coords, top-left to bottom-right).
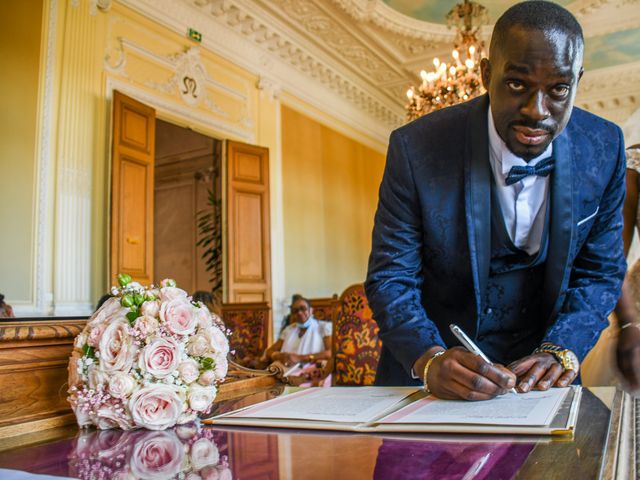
xmin=464 ymin=95 xmax=491 ymax=335
xmin=543 ymin=131 xmax=574 ymax=322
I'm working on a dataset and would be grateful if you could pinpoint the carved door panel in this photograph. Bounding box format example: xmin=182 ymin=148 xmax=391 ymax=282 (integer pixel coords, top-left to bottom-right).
xmin=225 ymin=140 xmax=272 ymax=305
xmin=110 ymin=91 xmax=155 ymax=285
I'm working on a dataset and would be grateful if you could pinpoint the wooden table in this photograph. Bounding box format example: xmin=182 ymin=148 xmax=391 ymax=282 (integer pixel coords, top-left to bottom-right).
xmin=0 ymin=386 xmax=633 ymax=479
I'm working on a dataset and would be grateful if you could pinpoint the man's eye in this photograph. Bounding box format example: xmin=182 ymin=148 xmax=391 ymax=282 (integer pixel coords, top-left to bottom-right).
xmin=551 ymin=85 xmax=570 ymax=98
xmin=506 ymin=81 xmax=525 ymax=92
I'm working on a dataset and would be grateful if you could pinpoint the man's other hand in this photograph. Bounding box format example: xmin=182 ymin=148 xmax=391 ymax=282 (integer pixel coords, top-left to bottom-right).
xmin=420 ymin=347 xmax=516 ymax=400
xmin=508 ymin=353 xmax=576 ymax=392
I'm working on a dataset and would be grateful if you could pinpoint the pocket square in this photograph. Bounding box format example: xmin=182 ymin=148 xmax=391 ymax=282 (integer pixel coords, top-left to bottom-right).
xmin=577 ymin=206 xmax=599 ymax=226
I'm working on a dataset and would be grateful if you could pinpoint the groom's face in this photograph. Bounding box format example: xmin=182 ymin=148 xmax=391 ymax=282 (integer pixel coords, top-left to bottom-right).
xmin=481 ymin=26 xmax=583 ymax=161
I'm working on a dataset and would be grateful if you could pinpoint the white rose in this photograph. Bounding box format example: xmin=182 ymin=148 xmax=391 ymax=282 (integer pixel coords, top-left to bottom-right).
xmin=187 ymin=333 xmax=210 ymax=357
xmin=140 ymin=300 xmax=160 ymax=318
xmin=212 ymin=353 xmax=228 ymax=381
xmin=177 ymin=411 xmax=197 ymax=425
xmin=95 ymin=404 xmax=135 ymax=430
xmin=87 ymin=365 xmax=110 ymax=390
xmin=98 ymin=318 xmax=138 ymax=373
xmin=188 ymin=384 xmax=217 ymax=412
xmin=88 ymin=297 xmax=128 ymax=328
xmin=178 ymin=359 xmax=200 ymax=384
xmin=198 ymin=370 xmax=216 ymax=386
xmin=108 ymin=372 xmax=137 ymax=399
xmin=204 ymin=326 xmax=229 ymax=355
xmin=190 ymin=438 xmax=220 ymax=471
xmin=194 ymin=306 xmax=213 ymax=330
xmin=129 ymin=385 xmax=184 ymax=430
xmin=72 ymin=404 xmax=93 ymax=428
xmin=138 ymin=337 xmax=181 ymax=378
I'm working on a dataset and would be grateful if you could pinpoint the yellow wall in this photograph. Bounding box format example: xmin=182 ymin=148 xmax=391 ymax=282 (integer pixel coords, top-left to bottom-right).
xmin=281 ymin=105 xmax=385 ymax=298
xmin=0 ymin=0 xmax=44 ymax=303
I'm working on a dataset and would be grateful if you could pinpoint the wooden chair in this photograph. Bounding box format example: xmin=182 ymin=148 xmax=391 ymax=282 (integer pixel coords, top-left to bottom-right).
xmin=331 ymin=283 xmax=382 ymax=386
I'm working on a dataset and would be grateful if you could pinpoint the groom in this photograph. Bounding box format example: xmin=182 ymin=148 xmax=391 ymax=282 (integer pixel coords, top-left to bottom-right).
xmin=365 ymin=1 xmax=626 ymax=400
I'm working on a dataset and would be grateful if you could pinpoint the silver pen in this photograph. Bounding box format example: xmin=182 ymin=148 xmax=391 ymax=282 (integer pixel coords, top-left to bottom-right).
xmin=449 ymin=323 xmax=518 ymax=394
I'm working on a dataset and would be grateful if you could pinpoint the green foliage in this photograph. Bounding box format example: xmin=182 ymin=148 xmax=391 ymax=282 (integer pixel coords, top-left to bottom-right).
xmin=126 ymin=310 xmax=139 ymax=324
xmin=117 ymin=273 xmax=132 ymax=287
xmin=82 ymin=344 xmax=95 ymax=359
xmin=196 ymin=189 xmax=223 ymax=292
xmin=200 ymin=356 xmax=215 ymax=370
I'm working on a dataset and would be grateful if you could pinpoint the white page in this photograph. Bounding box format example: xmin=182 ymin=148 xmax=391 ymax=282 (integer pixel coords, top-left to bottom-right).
xmin=225 ymin=386 xmax=418 ymax=423
xmin=377 ymin=388 xmax=569 ymax=426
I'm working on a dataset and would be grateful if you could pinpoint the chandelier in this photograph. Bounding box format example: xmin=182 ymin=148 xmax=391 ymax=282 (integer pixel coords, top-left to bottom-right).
xmin=405 ymin=0 xmax=489 ymax=121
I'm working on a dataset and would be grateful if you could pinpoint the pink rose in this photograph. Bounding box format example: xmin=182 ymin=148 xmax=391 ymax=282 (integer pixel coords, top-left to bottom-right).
xmin=129 ymin=385 xmax=184 ymax=430
xmin=198 ymin=369 xmax=216 ymax=386
xmin=190 ymin=438 xmax=219 ymax=470
xmin=161 ymin=298 xmax=197 ymax=336
xmin=108 ymin=372 xmax=137 ymax=399
xmin=188 ymin=384 xmax=216 ymax=412
xmin=88 ymin=297 xmax=128 ymax=328
xmin=95 ymin=403 xmax=135 ymax=430
xmin=134 ymin=314 xmax=159 ymax=337
xmin=212 ymin=353 xmax=228 ymax=381
xmin=138 ymin=338 xmax=181 ymax=378
xmin=74 ymin=331 xmax=88 ymax=349
xmin=140 ymin=300 xmax=160 ymax=318
xmin=178 ymin=359 xmax=200 ymax=384
xmin=159 ymin=286 xmax=188 ymax=302
xmin=130 ymin=431 xmax=184 ymax=479
xmin=201 ymin=466 xmax=232 ymax=480
xmin=98 ymin=318 xmax=138 ymax=373
xmin=177 ymin=411 xmax=197 ymax=424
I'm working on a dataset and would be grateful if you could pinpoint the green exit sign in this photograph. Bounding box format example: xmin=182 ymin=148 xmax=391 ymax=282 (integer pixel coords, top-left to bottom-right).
xmin=188 ymin=28 xmax=202 ymax=43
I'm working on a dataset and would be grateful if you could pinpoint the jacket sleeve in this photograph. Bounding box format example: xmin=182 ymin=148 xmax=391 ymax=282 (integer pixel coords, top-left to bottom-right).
xmin=365 ymin=130 xmax=446 ymax=376
xmin=543 ymin=126 xmax=627 ymax=361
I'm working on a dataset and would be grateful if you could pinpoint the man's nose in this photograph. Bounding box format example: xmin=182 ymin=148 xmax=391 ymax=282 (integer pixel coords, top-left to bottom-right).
xmin=520 ymin=90 xmax=550 ymax=121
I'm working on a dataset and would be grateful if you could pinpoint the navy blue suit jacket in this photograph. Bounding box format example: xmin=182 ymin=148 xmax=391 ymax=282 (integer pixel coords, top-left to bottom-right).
xmin=365 ymin=95 xmax=627 ymax=386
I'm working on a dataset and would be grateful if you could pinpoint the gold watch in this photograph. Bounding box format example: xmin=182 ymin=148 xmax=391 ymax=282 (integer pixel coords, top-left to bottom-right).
xmin=535 ymin=343 xmax=579 ymax=372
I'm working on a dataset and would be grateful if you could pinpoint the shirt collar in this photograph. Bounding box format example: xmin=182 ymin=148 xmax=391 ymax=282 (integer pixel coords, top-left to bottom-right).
xmin=487 ymin=106 xmax=553 ymax=177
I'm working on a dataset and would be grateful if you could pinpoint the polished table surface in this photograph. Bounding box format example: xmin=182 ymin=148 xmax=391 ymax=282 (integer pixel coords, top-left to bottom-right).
xmin=0 ymin=386 xmax=632 ymax=480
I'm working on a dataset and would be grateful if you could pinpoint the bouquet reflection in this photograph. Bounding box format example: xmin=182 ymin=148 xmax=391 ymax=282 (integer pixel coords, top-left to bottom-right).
xmin=69 ymin=422 xmax=231 ymax=480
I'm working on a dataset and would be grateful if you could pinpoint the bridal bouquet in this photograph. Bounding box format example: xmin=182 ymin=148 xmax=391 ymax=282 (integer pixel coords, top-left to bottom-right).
xmin=69 ymin=423 xmax=231 ymax=479
xmin=68 ymin=274 xmax=230 ymax=430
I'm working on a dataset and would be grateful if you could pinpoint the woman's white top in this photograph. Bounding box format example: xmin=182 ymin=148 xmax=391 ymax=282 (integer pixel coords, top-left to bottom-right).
xmin=279 ymin=317 xmax=332 ymax=355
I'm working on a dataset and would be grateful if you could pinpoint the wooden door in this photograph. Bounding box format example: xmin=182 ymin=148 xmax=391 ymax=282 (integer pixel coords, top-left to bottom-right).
xmin=110 ymin=91 xmax=155 ymax=285
xmin=225 ymin=141 xmax=272 ymax=304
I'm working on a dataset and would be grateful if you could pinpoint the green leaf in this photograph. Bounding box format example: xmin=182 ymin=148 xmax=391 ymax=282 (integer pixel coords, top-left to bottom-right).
xmin=126 ymin=310 xmax=139 ymax=324
xmin=133 ymin=292 xmax=144 ymax=306
xmin=121 ymin=294 xmax=135 ymax=308
xmin=82 ymin=344 xmax=95 ymax=358
xmin=200 ymin=357 xmax=215 ymax=370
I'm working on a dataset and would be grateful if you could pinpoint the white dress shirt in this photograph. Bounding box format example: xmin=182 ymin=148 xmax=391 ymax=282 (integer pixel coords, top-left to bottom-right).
xmin=487 ymin=108 xmax=552 ymax=255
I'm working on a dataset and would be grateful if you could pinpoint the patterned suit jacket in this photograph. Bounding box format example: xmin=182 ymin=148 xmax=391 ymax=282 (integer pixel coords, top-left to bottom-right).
xmin=365 ymin=94 xmax=627 ymax=386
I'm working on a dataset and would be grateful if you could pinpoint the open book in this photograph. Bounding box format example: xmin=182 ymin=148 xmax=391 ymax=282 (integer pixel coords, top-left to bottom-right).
xmin=205 ymin=385 xmax=581 ymax=436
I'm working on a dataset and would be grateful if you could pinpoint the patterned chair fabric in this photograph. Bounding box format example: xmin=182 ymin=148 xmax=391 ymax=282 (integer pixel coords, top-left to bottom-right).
xmin=309 ymin=295 xmax=338 ymax=322
xmin=221 ymin=302 xmax=270 ymax=366
xmin=332 ymin=284 xmax=382 ymax=386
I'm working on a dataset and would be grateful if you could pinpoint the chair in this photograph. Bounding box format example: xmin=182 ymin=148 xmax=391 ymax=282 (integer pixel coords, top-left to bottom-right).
xmin=331 ymin=283 xmax=382 ymax=386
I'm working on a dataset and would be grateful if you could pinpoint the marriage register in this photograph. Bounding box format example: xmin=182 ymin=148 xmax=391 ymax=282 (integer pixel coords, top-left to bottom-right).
xmin=205 ymin=386 xmax=581 ymax=436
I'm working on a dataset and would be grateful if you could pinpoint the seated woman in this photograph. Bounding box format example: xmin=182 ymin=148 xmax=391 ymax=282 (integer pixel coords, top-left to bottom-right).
xmin=261 ymin=296 xmax=332 ymax=385
xmin=0 ymin=294 xmax=14 ymax=318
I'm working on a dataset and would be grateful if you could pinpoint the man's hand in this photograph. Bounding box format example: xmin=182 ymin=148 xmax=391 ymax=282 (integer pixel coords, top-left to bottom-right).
xmin=416 ymin=347 xmax=516 ymax=401
xmin=616 ymin=325 xmax=640 ymax=391
xmin=508 ymin=353 xmax=576 ymax=392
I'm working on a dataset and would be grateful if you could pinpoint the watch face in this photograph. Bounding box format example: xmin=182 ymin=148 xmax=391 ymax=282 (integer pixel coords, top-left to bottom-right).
xmin=562 ymin=350 xmax=579 ymax=371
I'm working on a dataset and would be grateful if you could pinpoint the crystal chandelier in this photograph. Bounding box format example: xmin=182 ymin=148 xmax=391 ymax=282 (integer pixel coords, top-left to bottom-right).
xmin=405 ymin=0 xmax=489 ymax=121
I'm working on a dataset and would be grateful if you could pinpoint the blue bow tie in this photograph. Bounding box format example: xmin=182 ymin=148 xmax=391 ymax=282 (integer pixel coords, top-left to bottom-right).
xmin=505 ymin=156 xmax=555 ymax=186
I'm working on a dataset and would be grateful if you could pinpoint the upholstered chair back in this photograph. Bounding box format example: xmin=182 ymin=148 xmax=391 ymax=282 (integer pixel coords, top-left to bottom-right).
xmin=332 ymin=283 xmax=382 ymax=386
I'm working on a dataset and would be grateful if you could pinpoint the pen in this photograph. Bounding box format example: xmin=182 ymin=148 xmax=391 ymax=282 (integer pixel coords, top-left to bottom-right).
xmin=449 ymin=323 xmax=518 ymax=395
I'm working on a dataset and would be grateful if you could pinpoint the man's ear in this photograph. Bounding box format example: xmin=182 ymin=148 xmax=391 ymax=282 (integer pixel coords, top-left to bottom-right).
xmin=480 ymin=58 xmax=491 ymax=91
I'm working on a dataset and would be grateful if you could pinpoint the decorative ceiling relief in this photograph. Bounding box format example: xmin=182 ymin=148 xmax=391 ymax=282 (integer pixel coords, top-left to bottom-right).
xmin=121 ymin=0 xmax=640 ymax=143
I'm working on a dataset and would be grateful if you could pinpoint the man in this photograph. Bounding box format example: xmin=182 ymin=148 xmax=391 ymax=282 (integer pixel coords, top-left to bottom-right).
xmin=365 ymin=1 xmax=626 ymax=400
